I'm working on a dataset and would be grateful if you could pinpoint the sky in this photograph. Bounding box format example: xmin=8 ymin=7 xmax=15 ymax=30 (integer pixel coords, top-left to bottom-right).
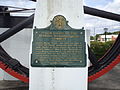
xmin=0 ymin=0 xmax=120 ymax=35
xmin=0 ymin=0 xmax=36 ymax=16
xmin=84 ymin=0 xmax=120 ymax=35
xmin=84 ymin=0 xmax=113 ymax=7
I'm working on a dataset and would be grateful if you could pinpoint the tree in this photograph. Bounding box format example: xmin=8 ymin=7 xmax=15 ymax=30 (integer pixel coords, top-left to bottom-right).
xmin=90 ymin=36 xmax=94 ymax=40
xmin=90 ymin=41 xmax=114 ymax=60
xmin=95 ymin=34 xmax=100 ymax=41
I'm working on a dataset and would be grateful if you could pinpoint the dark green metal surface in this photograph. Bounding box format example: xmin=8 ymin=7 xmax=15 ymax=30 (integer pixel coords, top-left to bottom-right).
xmin=31 ymin=15 xmax=86 ymax=67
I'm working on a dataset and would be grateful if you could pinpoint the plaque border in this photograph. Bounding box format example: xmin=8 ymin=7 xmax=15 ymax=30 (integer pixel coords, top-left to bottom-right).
xmin=31 ymin=15 xmax=87 ymax=67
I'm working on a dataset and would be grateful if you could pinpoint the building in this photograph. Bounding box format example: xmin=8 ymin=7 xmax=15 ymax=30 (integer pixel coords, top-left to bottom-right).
xmin=98 ymin=34 xmax=118 ymax=42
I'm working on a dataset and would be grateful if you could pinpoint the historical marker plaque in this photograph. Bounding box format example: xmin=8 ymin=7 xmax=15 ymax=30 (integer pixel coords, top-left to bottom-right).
xmin=31 ymin=15 xmax=86 ymax=67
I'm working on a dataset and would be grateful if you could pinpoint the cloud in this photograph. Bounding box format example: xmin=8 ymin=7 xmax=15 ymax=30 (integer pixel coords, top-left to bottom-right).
xmin=84 ymin=0 xmax=120 ymax=35
xmin=0 ymin=0 xmax=119 ymax=34
xmin=0 ymin=0 xmax=35 ymax=7
xmin=84 ymin=0 xmax=113 ymax=8
xmin=0 ymin=0 xmax=36 ymax=16
xmin=104 ymin=0 xmax=120 ymax=14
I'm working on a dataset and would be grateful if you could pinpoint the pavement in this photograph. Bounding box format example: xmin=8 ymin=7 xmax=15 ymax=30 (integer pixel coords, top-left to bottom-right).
xmin=0 ymin=80 xmax=28 ymax=90
xmin=89 ymin=63 xmax=120 ymax=90
xmin=0 ymin=64 xmax=119 ymax=90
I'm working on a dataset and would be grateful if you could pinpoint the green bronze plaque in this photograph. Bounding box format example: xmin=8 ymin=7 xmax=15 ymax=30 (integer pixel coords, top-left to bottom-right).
xmin=31 ymin=15 xmax=86 ymax=67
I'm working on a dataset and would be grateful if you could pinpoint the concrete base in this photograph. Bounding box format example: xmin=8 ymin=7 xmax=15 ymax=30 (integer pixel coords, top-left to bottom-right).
xmin=89 ymin=63 xmax=120 ymax=90
xmin=0 ymin=80 xmax=28 ymax=90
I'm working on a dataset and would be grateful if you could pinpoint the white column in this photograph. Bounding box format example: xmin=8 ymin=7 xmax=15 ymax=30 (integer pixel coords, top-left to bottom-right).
xmin=86 ymin=29 xmax=90 ymax=46
xmin=30 ymin=0 xmax=88 ymax=90
xmin=86 ymin=29 xmax=91 ymax=66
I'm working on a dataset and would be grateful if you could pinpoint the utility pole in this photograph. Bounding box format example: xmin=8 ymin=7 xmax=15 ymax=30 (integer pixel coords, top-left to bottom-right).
xmin=104 ymin=28 xmax=108 ymax=42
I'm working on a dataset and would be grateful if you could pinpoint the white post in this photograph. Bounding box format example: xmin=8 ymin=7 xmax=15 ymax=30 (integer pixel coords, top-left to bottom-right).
xmin=30 ymin=0 xmax=88 ymax=90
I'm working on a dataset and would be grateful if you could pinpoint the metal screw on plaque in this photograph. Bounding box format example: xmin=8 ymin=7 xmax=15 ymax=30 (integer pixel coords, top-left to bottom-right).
xmin=80 ymin=32 xmax=83 ymax=34
xmin=35 ymin=59 xmax=39 ymax=64
xmin=80 ymin=61 xmax=82 ymax=63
